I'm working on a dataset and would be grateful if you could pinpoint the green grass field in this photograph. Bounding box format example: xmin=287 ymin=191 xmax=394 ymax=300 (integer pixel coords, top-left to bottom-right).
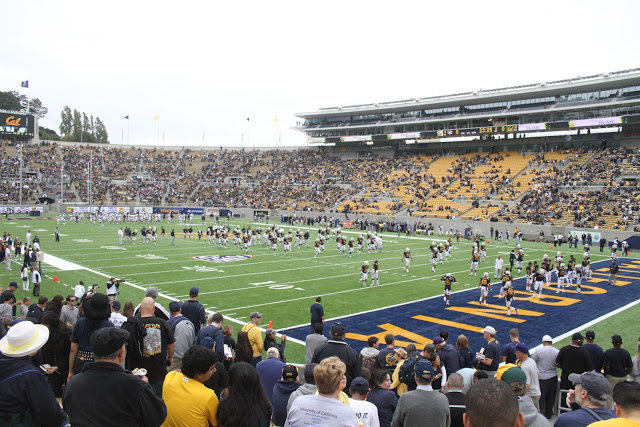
xmin=1 ymin=217 xmax=637 ymax=363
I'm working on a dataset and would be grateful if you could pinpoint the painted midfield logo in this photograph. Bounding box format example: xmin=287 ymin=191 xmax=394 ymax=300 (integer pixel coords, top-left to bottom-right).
xmin=192 ymin=255 xmax=253 ymax=263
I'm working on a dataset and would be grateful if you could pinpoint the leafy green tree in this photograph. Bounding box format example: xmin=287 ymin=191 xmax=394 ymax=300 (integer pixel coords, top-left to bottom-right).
xmin=29 ymin=98 xmax=48 ymax=118
xmin=82 ymin=112 xmax=95 ymax=142
xmin=72 ymin=109 xmax=82 ymax=141
xmin=0 ymin=91 xmax=25 ymax=112
xmin=95 ymin=117 xmax=108 ymax=143
xmin=39 ymin=126 xmax=61 ymax=141
xmin=60 ymin=106 xmax=72 ymax=137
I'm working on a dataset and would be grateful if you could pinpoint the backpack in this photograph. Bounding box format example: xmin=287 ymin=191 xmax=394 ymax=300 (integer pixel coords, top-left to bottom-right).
xmin=197 ymin=326 xmax=220 ymax=351
xmin=121 ymin=316 xmax=146 ymax=370
xmin=399 ymin=355 xmax=419 ymax=390
xmin=361 ymin=355 xmax=380 ymax=371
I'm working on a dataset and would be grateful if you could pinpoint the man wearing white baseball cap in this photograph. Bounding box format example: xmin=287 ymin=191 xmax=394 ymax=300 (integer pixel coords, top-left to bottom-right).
xmin=532 ymin=334 xmax=560 ymax=419
xmin=476 ymin=326 xmax=500 ymax=377
xmin=0 ymin=320 xmax=67 ymax=425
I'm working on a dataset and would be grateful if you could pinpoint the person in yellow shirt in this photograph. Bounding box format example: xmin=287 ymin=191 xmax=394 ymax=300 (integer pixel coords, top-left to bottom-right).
xmin=241 ymin=311 xmax=264 ymax=366
xmin=162 ymin=345 xmax=219 ymax=427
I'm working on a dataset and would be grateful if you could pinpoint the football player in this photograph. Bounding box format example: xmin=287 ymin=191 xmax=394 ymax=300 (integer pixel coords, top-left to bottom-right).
xmin=441 ymin=273 xmax=456 ymax=306
xmin=478 ymin=272 xmax=492 ymax=306
xmin=371 ymin=260 xmax=380 ymax=287
xmin=402 ymin=248 xmax=412 ymax=273
xmin=360 ymin=261 xmax=369 ymax=286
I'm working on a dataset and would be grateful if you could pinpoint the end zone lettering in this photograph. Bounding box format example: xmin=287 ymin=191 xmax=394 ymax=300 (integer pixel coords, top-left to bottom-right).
xmin=192 ymin=255 xmax=253 ymax=263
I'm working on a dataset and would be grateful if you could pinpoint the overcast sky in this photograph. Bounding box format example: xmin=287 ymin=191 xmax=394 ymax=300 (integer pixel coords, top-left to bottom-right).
xmin=2 ymin=1 xmax=639 ymax=148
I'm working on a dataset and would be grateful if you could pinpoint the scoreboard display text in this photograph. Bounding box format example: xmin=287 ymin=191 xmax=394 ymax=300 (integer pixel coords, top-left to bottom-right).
xmin=0 ymin=112 xmax=35 ymax=137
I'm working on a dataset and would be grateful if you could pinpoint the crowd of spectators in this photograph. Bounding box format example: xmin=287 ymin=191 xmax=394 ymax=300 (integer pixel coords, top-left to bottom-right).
xmin=3 ymin=284 xmax=640 ymax=427
xmin=0 ymin=140 xmax=638 ymax=230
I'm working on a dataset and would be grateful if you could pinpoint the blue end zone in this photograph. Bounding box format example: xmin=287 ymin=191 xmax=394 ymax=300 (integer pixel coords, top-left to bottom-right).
xmin=285 ymin=258 xmax=640 ymax=355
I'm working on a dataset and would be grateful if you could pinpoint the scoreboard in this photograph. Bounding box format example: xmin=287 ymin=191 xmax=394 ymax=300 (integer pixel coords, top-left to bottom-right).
xmin=0 ymin=112 xmax=35 ymax=137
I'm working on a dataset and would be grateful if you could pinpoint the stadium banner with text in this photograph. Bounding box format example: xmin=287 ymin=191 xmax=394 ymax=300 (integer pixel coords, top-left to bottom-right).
xmin=285 ymin=258 xmax=639 ymax=355
xmin=134 ymin=206 xmax=153 ymax=214
xmin=569 ymin=229 xmax=602 ymax=243
xmin=0 ymin=112 xmax=35 ymax=137
xmin=342 ymin=220 xmax=355 ymax=229
xmin=0 ymin=206 xmax=43 ymax=213
xmin=66 ymin=206 xmax=129 ymax=214
xmin=206 ymin=208 xmax=220 ymax=217
xmin=152 ymin=207 xmax=204 ymax=215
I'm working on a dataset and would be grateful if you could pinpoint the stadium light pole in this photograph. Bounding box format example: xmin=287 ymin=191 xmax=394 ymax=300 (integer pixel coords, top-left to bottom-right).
xmin=60 ymin=159 xmax=64 ymax=204
xmin=19 ymin=145 xmax=23 ymax=207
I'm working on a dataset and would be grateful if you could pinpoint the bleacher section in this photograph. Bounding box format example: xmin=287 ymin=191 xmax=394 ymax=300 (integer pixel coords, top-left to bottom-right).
xmin=1 ymin=142 xmax=638 ymax=230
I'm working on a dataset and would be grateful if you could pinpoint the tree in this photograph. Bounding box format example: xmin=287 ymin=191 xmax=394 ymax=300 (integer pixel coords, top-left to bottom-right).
xmin=29 ymin=98 xmax=48 ymax=118
xmin=0 ymin=91 xmax=25 ymax=112
xmin=39 ymin=126 xmax=61 ymax=141
xmin=72 ymin=109 xmax=82 ymax=141
xmin=95 ymin=117 xmax=108 ymax=143
xmin=60 ymin=106 xmax=72 ymax=137
xmin=82 ymin=112 xmax=95 ymax=142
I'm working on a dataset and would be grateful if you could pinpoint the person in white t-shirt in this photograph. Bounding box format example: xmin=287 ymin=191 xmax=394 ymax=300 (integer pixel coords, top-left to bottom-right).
xmin=494 ymin=256 xmax=504 ymax=279
xmin=285 ymin=357 xmax=358 ymax=427
xmin=109 ymin=301 xmax=127 ymax=328
xmin=349 ymin=376 xmax=380 ymax=427
xmin=74 ymin=281 xmax=86 ymax=301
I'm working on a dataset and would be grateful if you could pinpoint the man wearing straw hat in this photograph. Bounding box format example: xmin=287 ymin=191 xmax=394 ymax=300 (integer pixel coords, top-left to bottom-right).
xmin=0 ymin=320 xmax=67 ymax=425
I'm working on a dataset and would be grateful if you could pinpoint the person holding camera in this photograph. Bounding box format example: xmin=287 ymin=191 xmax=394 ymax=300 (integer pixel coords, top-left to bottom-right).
xmin=106 ymin=277 xmax=119 ymax=302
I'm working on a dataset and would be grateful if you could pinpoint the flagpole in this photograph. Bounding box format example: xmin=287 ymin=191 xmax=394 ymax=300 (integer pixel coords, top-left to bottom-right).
xmin=156 ymin=117 xmax=160 ymax=145
xmin=127 ymin=118 xmax=130 ymax=145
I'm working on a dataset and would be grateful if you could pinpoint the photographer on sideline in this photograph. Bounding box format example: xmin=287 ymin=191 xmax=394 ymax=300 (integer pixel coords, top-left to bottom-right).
xmin=106 ymin=277 xmax=120 ymax=302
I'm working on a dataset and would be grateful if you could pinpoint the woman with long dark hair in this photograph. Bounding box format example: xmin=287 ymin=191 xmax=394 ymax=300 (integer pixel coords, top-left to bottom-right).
xmin=44 ymin=294 xmax=64 ymax=317
xmin=367 ymin=369 xmax=398 ymax=427
xmin=217 ymin=362 xmax=271 ymax=427
xmin=39 ymin=311 xmax=72 ymax=396
xmin=67 ymin=293 xmax=114 ymax=381
xmin=234 ymin=331 xmax=253 ymax=364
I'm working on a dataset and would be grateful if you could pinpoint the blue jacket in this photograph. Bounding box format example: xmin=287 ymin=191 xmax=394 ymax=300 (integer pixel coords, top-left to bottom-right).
xmin=196 ymin=325 xmax=225 ymax=361
xmin=256 ymin=357 xmax=285 ymax=404
xmin=0 ymin=354 xmax=67 ymax=426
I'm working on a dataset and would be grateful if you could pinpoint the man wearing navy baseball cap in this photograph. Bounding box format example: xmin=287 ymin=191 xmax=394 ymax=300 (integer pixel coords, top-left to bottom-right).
xmin=392 ymin=359 xmax=450 ymax=426
xmin=311 ymin=322 xmax=360 ymax=392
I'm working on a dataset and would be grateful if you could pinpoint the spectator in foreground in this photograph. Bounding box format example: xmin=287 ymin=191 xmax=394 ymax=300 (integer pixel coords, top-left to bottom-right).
xmin=272 ymin=364 xmax=301 ymax=426
xmin=0 ymin=320 xmax=68 ymax=426
xmin=39 ymin=311 xmax=72 ymax=397
xmin=257 ymin=347 xmax=286 ymax=404
xmin=603 ymin=334 xmax=633 ymax=390
xmin=391 ymin=359 xmax=450 ymax=427
xmin=553 ymin=371 xmax=615 ymax=427
xmin=285 ymin=356 xmax=358 ymax=427
xmin=445 ymin=372 xmax=466 ymax=427
xmin=311 ymin=322 xmax=361 ymax=392
xmin=590 ymin=381 xmax=640 ymax=425
xmin=496 ymin=365 xmax=548 ymax=427
xmin=64 ymin=327 xmax=166 ymax=426
xmin=305 ymin=322 xmax=328 ymax=365
xmin=68 ymin=293 xmax=114 ymax=380
xmin=217 ymin=361 xmax=272 ymax=427
xmin=349 ymin=376 xmax=380 ymax=427
xmin=367 ymin=369 xmax=398 ymax=427
xmin=532 ymin=334 xmax=559 ymax=419
xmin=287 ymin=364 xmax=318 ymax=414
xmin=463 ymin=379 xmax=524 ymax=427
xmin=162 ymin=345 xmax=219 ymax=427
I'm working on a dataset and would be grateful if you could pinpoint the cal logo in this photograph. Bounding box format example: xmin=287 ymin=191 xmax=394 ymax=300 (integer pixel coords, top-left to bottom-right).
xmin=192 ymin=255 xmax=253 ymax=263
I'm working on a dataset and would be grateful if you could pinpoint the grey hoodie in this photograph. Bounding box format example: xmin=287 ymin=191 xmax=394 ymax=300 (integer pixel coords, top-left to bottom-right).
xmin=287 ymin=383 xmax=318 ymax=414
xmin=519 ymin=396 xmax=549 ymax=427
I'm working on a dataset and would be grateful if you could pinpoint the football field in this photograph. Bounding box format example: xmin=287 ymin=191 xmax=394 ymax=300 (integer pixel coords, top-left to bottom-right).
xmin=1 ymin=216 xmax=638 ymax=363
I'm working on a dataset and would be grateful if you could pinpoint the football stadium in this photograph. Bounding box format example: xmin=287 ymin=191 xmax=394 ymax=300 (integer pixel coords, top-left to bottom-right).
xmin=2 ymin=65 xmax=640 ymax=424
